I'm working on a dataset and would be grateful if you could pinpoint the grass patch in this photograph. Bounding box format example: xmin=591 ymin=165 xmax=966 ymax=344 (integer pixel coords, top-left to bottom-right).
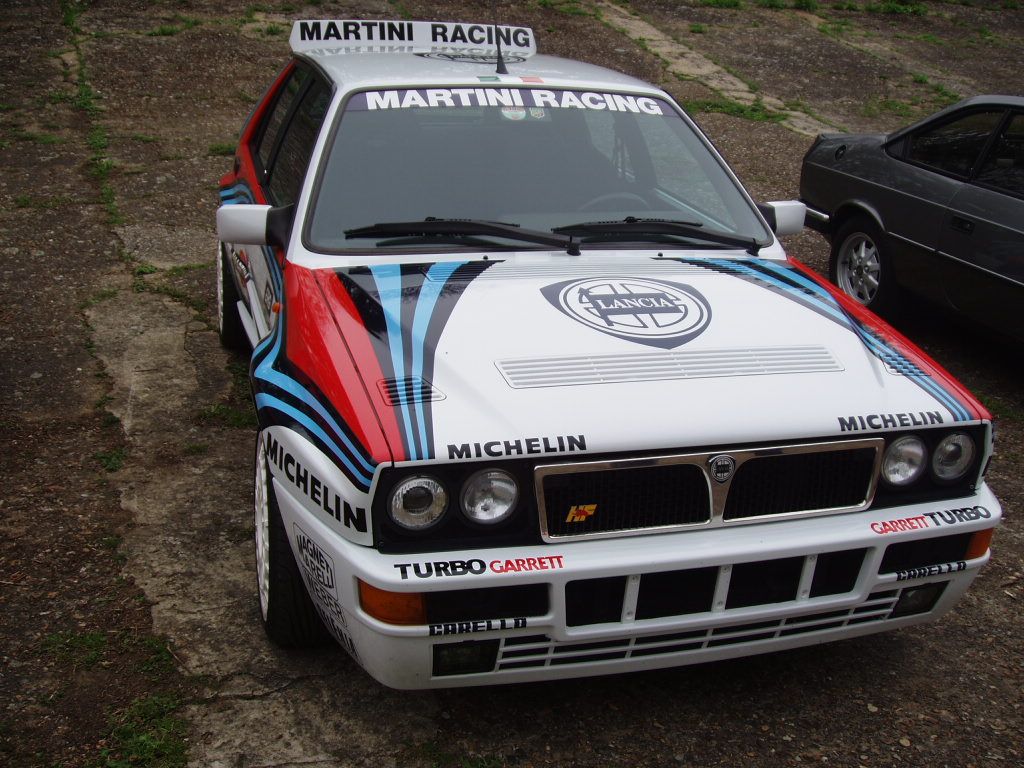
xmin=183 ymin=442 xmax=209 ymax=456
xmin=792 ymin=0 xmax=818 ymax=10
xmin=701 ymin=0 xmax=743 ymax=7
xmin=865 ymin=1 xmax=927 ymax=14
xmin=861 ymin=97 xmax=915 ymax=118
xmin=208 ymin=142 xmax=235 ymax=157
xmin=44 ymin=631 xmax=106 ymax=667
xmin=198 ymin=402 xmax=257 ymax=430
xmin=690 ymin=22 xmax=708 ymax=33
xmin=133 ymin=262 xmax=159 ymax=276
xmin=683 ymin=97 xmax=784 ymax=122
xmin=131 ymin=132 xmax=159 ymax=143
xmin=95 ymin=448 xmax=127 ymax=472
xmin=819 ymin=19 xmax=852 ymax=36
xmin=537 ymin=0 xmax=595 ymax=15
xmin=933 ymin=82 xmax=959 ymax=104
xmin=165 ymin=261 xmax=212 ymax=277
xmin=14 ymin=130 xmax=64 ymax=144
xmin=757 ymin=0 xmax=786 ymax=7
xmin=98 ymin=695 xmax=187 ymax=768
xmin=262 ymin=23 xmax=286 ymax=36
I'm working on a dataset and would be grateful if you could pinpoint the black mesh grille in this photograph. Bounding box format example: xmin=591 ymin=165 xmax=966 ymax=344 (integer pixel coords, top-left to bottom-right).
xmin=542 ymin=463 xmax=709 ymax=537
xmin=724 ymin=448 xmax=875 ymax=520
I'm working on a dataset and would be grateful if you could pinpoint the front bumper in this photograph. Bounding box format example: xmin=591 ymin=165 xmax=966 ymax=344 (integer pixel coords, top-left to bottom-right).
xmin=275 ymin=478 xmax=1000 ymax=689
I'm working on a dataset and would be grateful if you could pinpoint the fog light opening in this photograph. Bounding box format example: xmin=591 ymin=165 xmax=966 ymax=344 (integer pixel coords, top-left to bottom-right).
xmin=358 ymin=579 xmax=426 ymax=625
xmin=432 ymin=640 xmax=500 ymax=677
xmin=966 ymin=528 xmax=994 ymax=560
xmin=892 ymin=582 xmax=948 ymax=618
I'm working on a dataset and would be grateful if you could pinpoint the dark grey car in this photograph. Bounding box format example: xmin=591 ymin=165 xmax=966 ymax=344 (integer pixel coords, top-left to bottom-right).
xmin=800 ymin=95 xmax=1024 ymax=341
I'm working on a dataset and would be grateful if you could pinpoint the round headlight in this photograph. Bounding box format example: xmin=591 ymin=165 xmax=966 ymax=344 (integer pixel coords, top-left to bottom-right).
xmin=388 ymin=476 xmax=448 ymax=530
xmin=461 ymin=469 xmax=518 ymax=525
xmin=932 ymin=432 xmax=976 ymax=482
xmin=882 ymin=436 xmax=927 ymax=487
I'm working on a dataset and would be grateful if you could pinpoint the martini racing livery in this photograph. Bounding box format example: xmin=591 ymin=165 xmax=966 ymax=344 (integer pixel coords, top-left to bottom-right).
xmin=216 ymin=20 xmax=1000 ymax=689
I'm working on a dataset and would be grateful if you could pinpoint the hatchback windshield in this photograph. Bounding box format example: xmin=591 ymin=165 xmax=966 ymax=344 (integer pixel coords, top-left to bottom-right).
xmin=307 ymin=87 xmax=770 ymax=251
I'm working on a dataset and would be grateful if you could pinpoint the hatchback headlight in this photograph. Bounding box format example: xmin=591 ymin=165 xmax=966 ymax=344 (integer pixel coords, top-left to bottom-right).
xmin=388 ymin=476 xmax=448 ymax=530
xmin=882 ymin=436 xmax=927 ymax=487
xmin=461 ymin=469 xmax=518 ymax=525
xmin=932 ymin=432 xmax=975 ymax=482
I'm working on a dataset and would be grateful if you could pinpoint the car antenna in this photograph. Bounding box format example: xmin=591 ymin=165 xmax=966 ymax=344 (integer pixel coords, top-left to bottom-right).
xmin=493 ymin=4 xmax=509 ymax=75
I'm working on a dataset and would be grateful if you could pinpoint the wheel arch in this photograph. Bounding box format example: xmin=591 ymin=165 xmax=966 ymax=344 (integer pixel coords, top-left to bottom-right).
xmin=828 ymin=201 xmax=886 ymax=240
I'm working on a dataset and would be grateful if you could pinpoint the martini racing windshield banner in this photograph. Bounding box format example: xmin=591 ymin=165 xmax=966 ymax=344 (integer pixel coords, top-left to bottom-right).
xmin=346 ymin=88 xmax=667 ymax=116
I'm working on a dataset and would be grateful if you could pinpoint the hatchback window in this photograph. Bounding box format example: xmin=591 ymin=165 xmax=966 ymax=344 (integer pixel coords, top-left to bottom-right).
xmin=308 ymin=87 xmax=768 ymax=251
xmin=267 ymin=79 xmax=331 ymax=206
xmin=906 ymin=110 xmax=1003 ymax=178
xmin=975 ymin=113 xmax=1024 ymax=197
xmin=255 ymin=67 xmax=310 ymax=173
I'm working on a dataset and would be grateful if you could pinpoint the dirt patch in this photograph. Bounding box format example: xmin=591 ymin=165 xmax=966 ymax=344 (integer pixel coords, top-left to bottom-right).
xmin=1 ymin=0 xmax=1021 ymax=767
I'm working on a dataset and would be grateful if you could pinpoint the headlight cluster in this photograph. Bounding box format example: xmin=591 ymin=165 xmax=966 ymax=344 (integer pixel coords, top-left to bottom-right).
xmin=387 ymin=469 xmax=519 ymax=531
xmin=881 ymin=431 xmax=977 ymax=487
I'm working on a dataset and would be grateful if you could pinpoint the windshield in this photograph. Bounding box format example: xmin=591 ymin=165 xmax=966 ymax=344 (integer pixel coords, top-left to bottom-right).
xmin=306 ymin=87 xmax=771 ymax=251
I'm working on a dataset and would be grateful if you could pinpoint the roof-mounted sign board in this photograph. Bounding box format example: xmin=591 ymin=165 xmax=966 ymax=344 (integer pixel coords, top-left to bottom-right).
xmin=290 ymin=20 xmax=537 ymax=56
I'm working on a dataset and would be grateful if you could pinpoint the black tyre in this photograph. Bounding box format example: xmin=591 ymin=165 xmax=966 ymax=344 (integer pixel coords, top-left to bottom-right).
xmin=830 ymin=215 xmax=899 ymax=317
xmin=218 ymin=244 xmax=249 ymax=351
xmin=254 ymin=435 xmax=332 ymax=648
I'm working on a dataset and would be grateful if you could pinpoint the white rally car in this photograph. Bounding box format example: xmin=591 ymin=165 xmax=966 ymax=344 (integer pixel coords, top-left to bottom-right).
xmin=216 ymin=20 xmax=1000 ymax=689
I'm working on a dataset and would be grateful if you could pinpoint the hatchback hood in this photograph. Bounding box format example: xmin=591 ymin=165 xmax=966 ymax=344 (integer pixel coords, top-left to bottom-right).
xmin=312 ymin=253 xmax=981 ymax=463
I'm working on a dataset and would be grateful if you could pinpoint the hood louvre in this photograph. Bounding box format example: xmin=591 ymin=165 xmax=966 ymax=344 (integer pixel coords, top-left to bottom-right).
xmin=377 ymin=377 xmax=445 ymax=406
xmin=497 ymin=345 xmax=842 ymax=389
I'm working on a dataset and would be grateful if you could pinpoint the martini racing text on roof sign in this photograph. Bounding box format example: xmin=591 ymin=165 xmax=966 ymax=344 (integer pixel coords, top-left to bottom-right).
xmin=214 ymin=19 xmax=1000 ymax=689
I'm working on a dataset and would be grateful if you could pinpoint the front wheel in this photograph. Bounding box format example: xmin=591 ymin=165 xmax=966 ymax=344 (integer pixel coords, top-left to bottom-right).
xmin=830 ymin=216 xmax=899 ymax=317
xmin=254 ymin=435 xmax=331 ymax=648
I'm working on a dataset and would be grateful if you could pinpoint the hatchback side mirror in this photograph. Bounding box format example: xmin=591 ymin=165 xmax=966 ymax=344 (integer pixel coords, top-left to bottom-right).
xmin=216 ymin=204 xmax=294 ymax=249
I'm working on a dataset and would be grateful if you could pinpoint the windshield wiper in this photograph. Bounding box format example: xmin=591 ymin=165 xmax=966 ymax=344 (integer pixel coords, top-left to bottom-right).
xmin=552 ymin=217 xmax=761 ymax=254
xmin=346 ymin=218 xmax=580 ymax=255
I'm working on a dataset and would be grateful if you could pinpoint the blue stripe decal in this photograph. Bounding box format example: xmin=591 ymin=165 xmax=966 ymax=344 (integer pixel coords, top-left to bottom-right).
xmin=253 ymin=325 xmax=376 ymax=476
xmin=704 ymin=258 xmax=970 ymax=422
xmin=255 ymin=393 xmax=373 ymax=488
xmin=370 ymin=264 xmax=419 ymax=460
xmin=411 ymin=261 xmax=465 ymax=456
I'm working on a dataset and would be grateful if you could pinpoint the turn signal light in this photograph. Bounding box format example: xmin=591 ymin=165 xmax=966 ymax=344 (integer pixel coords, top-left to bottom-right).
xmin=966 ymin=528 xmax=994 ymax=560
xmin=358 ymin=579 xmax=426 ymax=625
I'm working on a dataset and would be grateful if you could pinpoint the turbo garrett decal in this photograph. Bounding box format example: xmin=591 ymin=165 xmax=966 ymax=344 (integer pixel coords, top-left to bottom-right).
xmin=394 ymin=555 xmax=565 ymax=579
xmin=541 ymin=277 xmax=711 ymax=349
xmin=870 ymin=506 xmax=991 ymax=534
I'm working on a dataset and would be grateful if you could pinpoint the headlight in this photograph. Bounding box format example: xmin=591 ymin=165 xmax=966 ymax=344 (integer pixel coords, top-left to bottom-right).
xmin=461 ymin=469 xmax=518 ymax=525
xmin=882 ymin=436 xmax=927 ymax=487
xmin=388 ymin=476 xmax=448 ymax=530
xmin=932 ymin=432 xmax=976 ymax=482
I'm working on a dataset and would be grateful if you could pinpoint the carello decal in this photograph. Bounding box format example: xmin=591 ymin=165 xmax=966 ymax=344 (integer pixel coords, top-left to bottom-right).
xmin=266 ymin=434 xmax=367 ymax=533
xmin=541 ymin=277 xmax=711 ymax=349
xmin=838 ymin=411 xmax=943 ymax=432
xmin=896 ymin=561 xmax=966 ymax=581
xmin=429 ymin=618 xmax=528 ymax=636
xmin=870 ymin=505 xmax=991 ymax=534
xmin=293 ymin=526 xmax=335 ymax=591
xmin=448 ymin=434 xmax=586 ymax=460
xmin=394 ymin=555 xmax=565 ymax=580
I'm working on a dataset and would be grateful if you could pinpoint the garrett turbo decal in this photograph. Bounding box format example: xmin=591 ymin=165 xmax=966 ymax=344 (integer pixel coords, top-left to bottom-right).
xmin=394 ymin=555 xmax=565 ymax=580
xmin=266 ymin=433 xmax=367 ymax=532
xmin=838 ymin=411 xmax=944 ymax=432
xmin=870 ymin=506 xmax=991 ymax=534
xmin=429 ymin=618 xmax=528 ymax=636
xmin=447 ymin=434 xmax=586 ymax=460
xmin=896 ymin=561 xmax=966 ymax=581
xmin=542 ymin=277 xmax=711 ymax=350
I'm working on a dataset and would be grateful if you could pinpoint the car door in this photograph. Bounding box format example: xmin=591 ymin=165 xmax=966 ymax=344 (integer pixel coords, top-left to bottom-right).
xmin=884 ymin=108 xmax=1006 ymax=303
xmin=940 ymin=111 xmax=1024 ymax=339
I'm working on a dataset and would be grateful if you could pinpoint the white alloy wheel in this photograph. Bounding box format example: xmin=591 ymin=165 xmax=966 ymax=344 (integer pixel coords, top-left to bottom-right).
xmin=254 ymin=436 xmax=271 ymax=621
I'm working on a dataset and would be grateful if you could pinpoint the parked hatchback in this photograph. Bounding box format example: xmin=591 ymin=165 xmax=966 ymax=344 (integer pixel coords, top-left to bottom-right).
xmin=800 ymin=95 xmax=1024 ymax=340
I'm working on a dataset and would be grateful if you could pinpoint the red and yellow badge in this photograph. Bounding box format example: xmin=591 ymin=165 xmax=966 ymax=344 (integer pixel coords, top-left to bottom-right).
xmin=565 ymin=504 xmax=597 ymax=523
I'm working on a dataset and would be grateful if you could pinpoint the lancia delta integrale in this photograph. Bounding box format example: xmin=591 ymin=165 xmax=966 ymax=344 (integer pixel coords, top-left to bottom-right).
xmin=215 ymin=20 xmax=1000 ymax=689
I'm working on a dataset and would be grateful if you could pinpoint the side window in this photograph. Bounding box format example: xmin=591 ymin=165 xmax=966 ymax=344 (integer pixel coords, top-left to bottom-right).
xmin=975 ymin=113 xmax=1024 ymax=197
xmin=267 ymin=80 xmax=331 ymax=206
xmin=255 ymin=67 xmax=310 ymax=173
xmin=906 ymin=110 xmax=1003 ymax=178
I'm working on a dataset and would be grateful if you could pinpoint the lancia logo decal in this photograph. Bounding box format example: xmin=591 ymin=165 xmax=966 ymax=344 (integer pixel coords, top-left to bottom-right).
xmin=541 ymin=277 xmax=712 ymax=349
xmin=709 ymin=455 xmax=736 ymax=483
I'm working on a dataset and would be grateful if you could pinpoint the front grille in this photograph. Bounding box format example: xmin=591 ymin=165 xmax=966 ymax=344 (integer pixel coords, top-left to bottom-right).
xmin=566 ymin=548 xmax=868 ymax=626
xmin=541 ymin=463 xmax=709 ymax=538
xmin=536 ymin=439 xmax=881 ymax=540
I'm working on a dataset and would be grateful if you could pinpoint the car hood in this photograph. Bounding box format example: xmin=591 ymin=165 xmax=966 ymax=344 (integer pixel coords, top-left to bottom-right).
xmin=309 ymin=253 xmax=981 ymax=463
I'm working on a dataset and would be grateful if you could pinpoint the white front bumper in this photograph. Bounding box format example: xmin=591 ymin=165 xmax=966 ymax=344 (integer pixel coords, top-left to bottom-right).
xmin=274 ymin=478 xmax=1000 ymax=689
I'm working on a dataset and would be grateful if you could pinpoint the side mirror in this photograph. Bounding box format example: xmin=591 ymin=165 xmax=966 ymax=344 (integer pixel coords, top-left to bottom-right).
xmin=758 ymin=200 xmax=806 ymax=237
xmin=216 ymin=204 xmax=294 ymax=249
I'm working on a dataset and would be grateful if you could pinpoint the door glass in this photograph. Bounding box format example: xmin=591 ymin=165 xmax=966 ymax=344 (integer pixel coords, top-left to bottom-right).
xmin=907 ymin=110 xmax=1003 ymax=177
xmin=975 ymin=113 xmax=1024 ymax=197
xmin=255 ymin=67 xmax=309 ymax=172
xmin=267 ymin=80 xmax=330 ymax=206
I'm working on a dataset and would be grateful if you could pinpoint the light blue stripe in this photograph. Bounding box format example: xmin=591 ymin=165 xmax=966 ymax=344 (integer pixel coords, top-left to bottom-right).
xmin=255 ymin=394 xmax=373 ymax=488
xmin=410 ymin=262 xmax=464 ymax=457
xmin=253 ymin=326 xmax=377 ymax=475
xmin=370 ymin=264 xmax=418 ymax=460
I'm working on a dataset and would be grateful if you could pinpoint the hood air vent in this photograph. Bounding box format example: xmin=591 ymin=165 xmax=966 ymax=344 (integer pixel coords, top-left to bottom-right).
xmin=377 ymin=377 xmax=445 ymax=406
xmin=497 ymin=345 xmax=842 ymax=389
